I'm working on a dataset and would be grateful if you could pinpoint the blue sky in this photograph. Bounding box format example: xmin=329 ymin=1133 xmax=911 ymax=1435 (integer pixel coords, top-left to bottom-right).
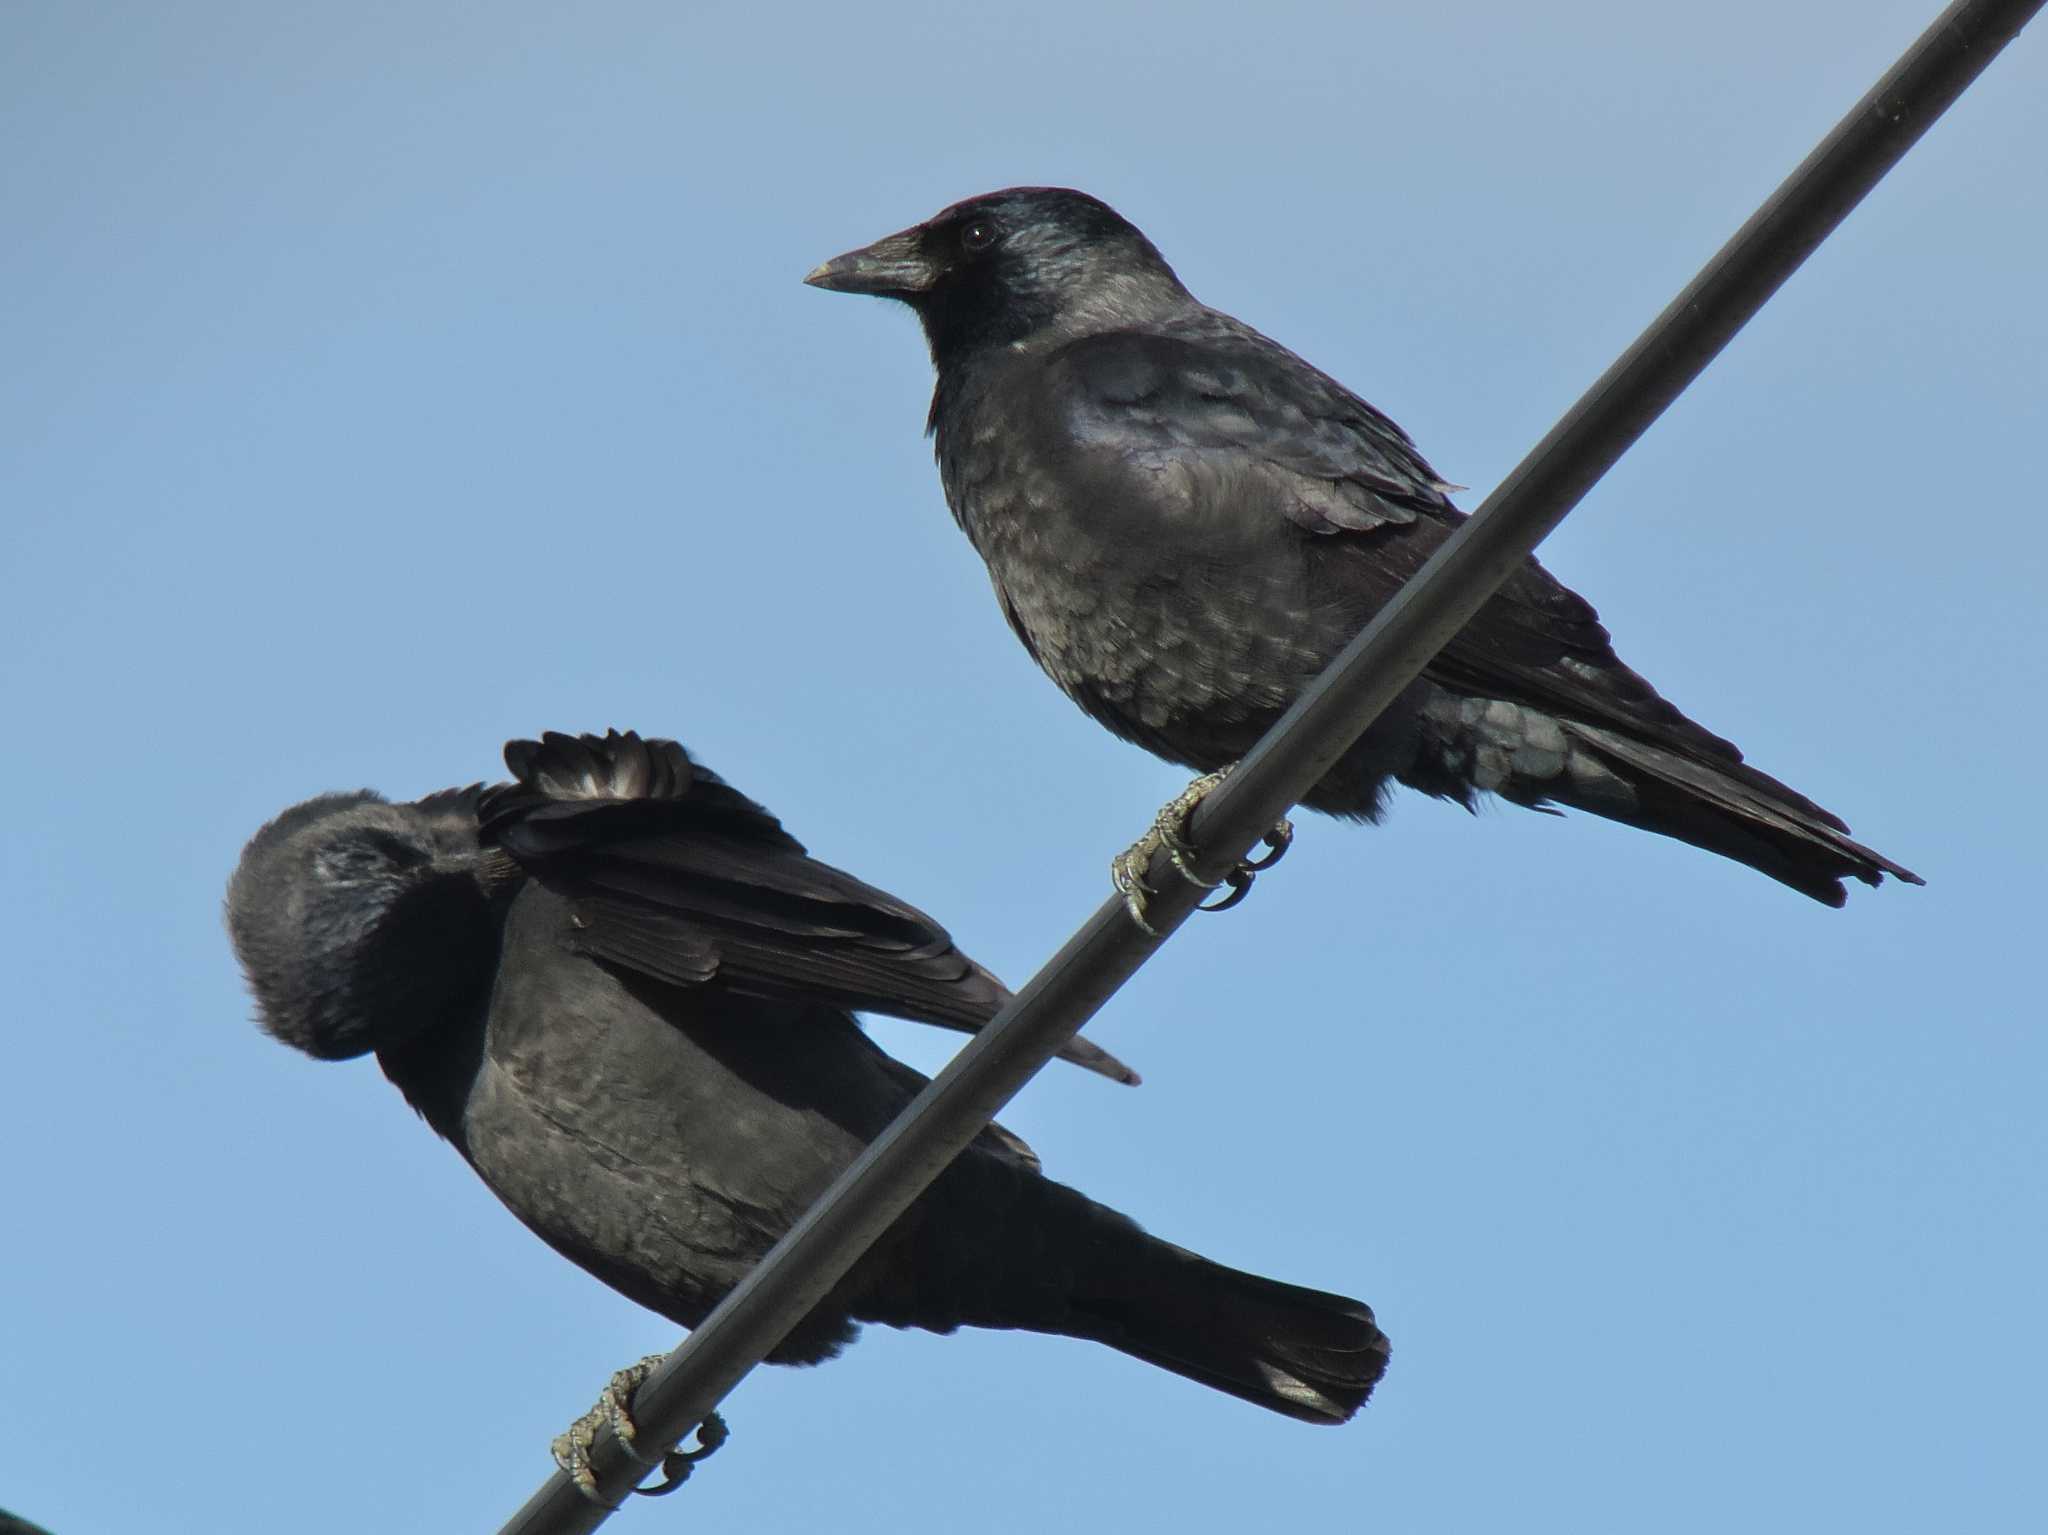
xmin=3 ymin=4 xmax=2043 ymax=1531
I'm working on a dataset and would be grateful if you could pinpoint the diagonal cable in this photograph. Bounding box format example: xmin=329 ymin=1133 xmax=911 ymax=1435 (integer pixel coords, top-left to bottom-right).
xmin=497 ymin=3 xmax=2041 ymax=1527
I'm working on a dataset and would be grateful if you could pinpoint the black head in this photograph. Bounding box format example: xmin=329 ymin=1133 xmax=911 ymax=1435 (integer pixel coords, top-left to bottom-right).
xmin=226 ymin=789 xmax=496 ymax=1061
xmin=806 ymin=187 xmax=1191 ymax=361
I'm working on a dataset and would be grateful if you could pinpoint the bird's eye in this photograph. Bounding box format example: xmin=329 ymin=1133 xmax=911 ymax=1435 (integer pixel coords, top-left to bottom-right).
xmin=960 ymin=220 xmax=997 ymax=253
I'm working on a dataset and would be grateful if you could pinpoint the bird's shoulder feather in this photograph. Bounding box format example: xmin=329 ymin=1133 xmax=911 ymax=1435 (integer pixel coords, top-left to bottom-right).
xmin=1040 ymin=318 xmax=1458 ymax=536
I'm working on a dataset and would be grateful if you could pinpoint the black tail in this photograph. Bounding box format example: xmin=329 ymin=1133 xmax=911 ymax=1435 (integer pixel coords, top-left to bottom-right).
xmin=1551 ymin=722 xmax=1923 ymax=907
xmin=1062 ymin=1237 xmax=1389 ymax=1424
xmin=1406 ymin=683 xmax=1920 ymax=906
xmin=853 ymin=1160 xmax=1388 ymax=1423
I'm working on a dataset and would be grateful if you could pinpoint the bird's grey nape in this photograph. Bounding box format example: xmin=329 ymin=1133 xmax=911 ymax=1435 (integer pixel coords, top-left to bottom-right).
xmin=225 ymin=790 xmax=492 ymax=1061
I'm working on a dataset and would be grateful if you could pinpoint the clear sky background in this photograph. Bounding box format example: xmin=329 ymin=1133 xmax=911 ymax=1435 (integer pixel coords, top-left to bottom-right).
xmin=3 ymin=4 xmax=2042 ymax=1531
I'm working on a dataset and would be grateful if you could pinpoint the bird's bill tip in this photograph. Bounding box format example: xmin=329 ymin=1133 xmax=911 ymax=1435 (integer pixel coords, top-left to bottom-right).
xmin=803 ymin=230 xmax=933 ymax=296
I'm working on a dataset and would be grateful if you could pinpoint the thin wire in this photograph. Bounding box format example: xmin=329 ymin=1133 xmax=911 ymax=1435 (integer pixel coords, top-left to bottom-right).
xmin=497 ymin=3 xmax=2041 ymax=1528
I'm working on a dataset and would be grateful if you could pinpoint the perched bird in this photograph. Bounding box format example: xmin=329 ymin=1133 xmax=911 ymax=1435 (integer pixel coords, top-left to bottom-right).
xmin=226 ymin=730 xmax=1388 ymax=1445
xmin=808 ymin=187 xmax=1921 ymax=907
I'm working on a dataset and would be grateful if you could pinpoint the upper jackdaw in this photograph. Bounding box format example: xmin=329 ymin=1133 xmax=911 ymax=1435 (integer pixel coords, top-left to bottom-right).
xmin=807 ymin=187 xmax=1920 ymax=907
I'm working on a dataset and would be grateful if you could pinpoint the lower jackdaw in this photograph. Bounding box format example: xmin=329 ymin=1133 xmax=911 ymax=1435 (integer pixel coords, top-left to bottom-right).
xmin=226 ymin=729 xmax=1388 ymax=1464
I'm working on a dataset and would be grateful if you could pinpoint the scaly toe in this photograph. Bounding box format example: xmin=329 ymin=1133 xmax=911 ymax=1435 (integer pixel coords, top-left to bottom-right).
xmin=1111 ymin=839 xmax=1163 ymax=936
xmin=550 ymin=1411 xmax=606 ymax=1504
xmin=601 ymin=1354 xmax=668 ymax=1459
xmin=551 ymin=1353 xmax=669 ymax=1506
xmin=1154 ymin=769 xmax=1233 ymax=884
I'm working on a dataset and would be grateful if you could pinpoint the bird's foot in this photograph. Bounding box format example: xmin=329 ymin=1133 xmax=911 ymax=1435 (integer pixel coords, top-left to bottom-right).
xmin=1111 ymin=767 xmax=1293 ymax=935
xmin=551 ymin=1354 xmax=730 ymax=1505
xmin=552 ymin=1354 xmax=665 ymax=1505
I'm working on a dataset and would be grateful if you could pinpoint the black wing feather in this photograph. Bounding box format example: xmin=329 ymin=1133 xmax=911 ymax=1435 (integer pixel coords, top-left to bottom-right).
xmin=480 ymin=731 xmax=1138 ymax=1085
xmin=1058 ymin=320 xmax=1458 ymax=535
xmin=1055 ymin=324 xmax=1753 ymax=768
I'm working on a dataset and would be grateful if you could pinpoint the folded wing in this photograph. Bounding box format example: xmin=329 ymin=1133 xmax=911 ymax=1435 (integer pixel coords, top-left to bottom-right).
xmin=480 ymin=731 xmax=1139 ymax=1084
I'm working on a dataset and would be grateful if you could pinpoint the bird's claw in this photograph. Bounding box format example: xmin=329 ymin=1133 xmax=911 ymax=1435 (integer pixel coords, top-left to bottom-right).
xmin=1195 ymin=819 xmax=1294 ymax=914
xmin=551 ymin=1355 xmax=729 ymax=1505
xmin=637 ymin=1411 xmax=729 ymax=1497
xmin=1111 ymin=769 xmax=1293 ymax=933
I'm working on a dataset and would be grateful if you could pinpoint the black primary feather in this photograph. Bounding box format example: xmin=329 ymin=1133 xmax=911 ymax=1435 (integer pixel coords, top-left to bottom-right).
xmin=480 ymin=731 xmax=1133 ymax=1070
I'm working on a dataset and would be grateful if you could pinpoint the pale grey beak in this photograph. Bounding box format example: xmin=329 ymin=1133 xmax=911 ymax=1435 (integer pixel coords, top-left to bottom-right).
xmin=804 ymin=227 xmax=935 ymax=297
